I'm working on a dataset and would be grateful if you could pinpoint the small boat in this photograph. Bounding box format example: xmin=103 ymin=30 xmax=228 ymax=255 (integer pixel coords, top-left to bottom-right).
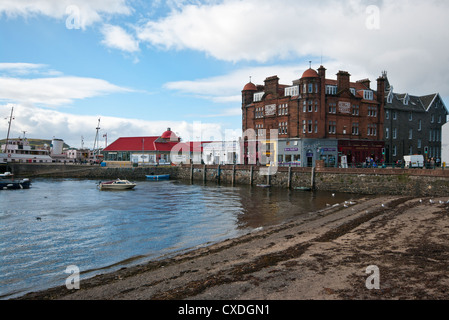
xmin=98 ymin=179 xmax=136 ymax=190
xmin=294 ymin=187 xmax=312 ymax=191
xmin=146 ymin=174 xmax=170 ymax=181
xmin=0 ymin=172 xmax=31 ymax=190
xmin=256 ymin=184 xmax=271 ymax=188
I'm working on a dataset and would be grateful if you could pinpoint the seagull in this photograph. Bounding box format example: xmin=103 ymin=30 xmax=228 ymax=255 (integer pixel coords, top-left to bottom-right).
xmin=344 ymin=204 xmax=349 ymax=208
xmin=381 ymin=204 xmax=386 ymax=208
xmin=349 ymin=201 xmax=356 ymax=205
xmin=429 ymin=199 xmax=435 ymax=204
xmin=419 ymin=199 xmax=423 ymax=203
xmin=439 ymin=200 xmax=445 ymax=204
xmin=332 ymin=193 xmax=335 ymax=197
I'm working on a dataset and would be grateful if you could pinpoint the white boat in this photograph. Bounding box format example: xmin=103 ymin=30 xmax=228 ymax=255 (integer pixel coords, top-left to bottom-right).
xmin=98 ymin=179 xmax=136 ymax=190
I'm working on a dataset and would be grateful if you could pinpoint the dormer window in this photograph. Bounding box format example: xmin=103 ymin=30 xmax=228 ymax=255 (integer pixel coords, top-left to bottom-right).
xmin=350 ymin=88 xmax=356 ymax=96
xmin=325 ymin=85 xmax=337 ymax=95
xmin=363 ymin=90 xmax=374 ymax=100
xmin=253 ymin=92 xmax=264 ymax=102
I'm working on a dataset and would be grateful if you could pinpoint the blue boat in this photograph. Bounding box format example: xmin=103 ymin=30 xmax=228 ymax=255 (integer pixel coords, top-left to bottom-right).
xmin=146 ymin=174 xmax=170 ymax=181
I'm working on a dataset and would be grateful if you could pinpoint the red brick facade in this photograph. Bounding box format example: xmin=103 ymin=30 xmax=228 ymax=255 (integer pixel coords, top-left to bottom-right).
xmin=242 ymin=65 xmax=386 ymax=164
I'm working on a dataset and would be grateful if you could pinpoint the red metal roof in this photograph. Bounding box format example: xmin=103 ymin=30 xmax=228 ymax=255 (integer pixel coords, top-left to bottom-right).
xmin=103 ymin=136 xmax=211 ymax=153
xmin=301 ymin=68 xmax=319 ymax=78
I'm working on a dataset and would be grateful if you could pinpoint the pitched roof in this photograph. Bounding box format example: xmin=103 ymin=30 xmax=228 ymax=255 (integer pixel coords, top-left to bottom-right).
xmin=103 ymin=136 xmax=191 ymax=152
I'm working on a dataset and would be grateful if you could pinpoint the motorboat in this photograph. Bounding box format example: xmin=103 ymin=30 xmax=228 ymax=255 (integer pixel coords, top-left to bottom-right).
xmin=98 ymin=179 xmax=136 ymax=190
xmin=146 ymin=174 xmax=170 ymax=181
xmin=0 ymin=172 xmax=31 ymax=190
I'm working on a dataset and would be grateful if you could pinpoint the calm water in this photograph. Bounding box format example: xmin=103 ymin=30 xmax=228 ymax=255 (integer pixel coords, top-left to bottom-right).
xmin=0 ymin=178 xmax=357 ymax=299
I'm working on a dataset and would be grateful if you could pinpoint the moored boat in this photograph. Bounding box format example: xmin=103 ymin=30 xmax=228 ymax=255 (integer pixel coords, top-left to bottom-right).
xmin=146 ymin=174 xmax=170 ymax=181
xmin=0 ymin=172 xmax=31 ymax=190
xmin=98 ymin=179 xmax=136 ymax=190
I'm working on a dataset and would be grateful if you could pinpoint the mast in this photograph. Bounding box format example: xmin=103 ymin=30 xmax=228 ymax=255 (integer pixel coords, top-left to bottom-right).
xmin=4 ymin=106 xmax=14 ymax=153
xmin=93 ymin=118 xmax=101 ymax=162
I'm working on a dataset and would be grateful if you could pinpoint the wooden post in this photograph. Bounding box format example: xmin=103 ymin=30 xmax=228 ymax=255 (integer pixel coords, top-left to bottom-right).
xmin=250 ymin=166 xmax=253 ymax=185
xmin=203 ymin=165 xmax=207 ymax=183
xmin=232 ymin=165 xmax=236 ymax=186
xmin=288 ymin=165 xmax=292 ymax=189
xmin=217 ymin=164 xmax=221 ymax=184
xmin=190 ymin=164 xmax=194 ymax=183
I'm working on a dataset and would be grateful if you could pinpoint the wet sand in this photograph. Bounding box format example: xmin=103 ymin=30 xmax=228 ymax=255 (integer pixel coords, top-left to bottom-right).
xmin=18 ymin=196 xmax=449 ymax=300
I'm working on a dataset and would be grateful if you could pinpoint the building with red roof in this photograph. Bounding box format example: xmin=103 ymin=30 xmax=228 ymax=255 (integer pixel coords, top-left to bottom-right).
xmin=102 ymin=128 xmax=201 ymax=165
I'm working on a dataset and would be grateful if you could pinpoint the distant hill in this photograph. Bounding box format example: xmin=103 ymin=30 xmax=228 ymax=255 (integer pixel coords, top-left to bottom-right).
xmin=0 ymin=138 xmax=71 ymax=149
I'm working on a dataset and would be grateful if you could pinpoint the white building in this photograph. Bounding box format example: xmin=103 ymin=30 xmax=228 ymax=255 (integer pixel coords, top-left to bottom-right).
xmin=441 ymin=122 xmax=449 ymax=166
xmin=202 ymin=141 xmax=240 ymax=165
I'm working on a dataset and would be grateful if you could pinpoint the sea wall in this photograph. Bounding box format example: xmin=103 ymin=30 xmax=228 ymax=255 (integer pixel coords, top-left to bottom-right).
xmin=5 ymin=163 xmax=449 ymax=197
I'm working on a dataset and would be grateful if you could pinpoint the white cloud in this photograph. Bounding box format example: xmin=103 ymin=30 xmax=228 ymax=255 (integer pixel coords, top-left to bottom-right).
xmin=101 ymin=24 xmax=140 ymax=53
xmin=0 ymin=0 xmax=131 ymax=29
xmin=0 ymin=75 xmax=133 ymax=107
xmin=138 ymin=0 xmax=449 ymax=96
xmin=0 ymin=104 xmax=235 ymax=148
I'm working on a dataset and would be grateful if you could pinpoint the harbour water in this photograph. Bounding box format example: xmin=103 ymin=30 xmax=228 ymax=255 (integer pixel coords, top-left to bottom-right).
xmin=0 ymin=178 xmax=359 ymax=299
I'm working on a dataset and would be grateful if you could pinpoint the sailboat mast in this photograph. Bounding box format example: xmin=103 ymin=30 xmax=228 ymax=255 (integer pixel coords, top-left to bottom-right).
xmin=4 ymin=106 xmax=14 ymax=153
xmin=93 ymin=118 xmax=101 ymax=162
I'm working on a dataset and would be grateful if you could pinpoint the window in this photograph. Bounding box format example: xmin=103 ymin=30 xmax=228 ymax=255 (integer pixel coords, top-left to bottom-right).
xmin=278 ymin=104 xmax=288 ymax=116
xmin=409 ymin=129 xmax=413 ymax=140
xmin=438 ymin=115 xmax=442 ymax=123
xmin=352 ymin=123 xmax=359 ymax=136
xmin=255 ymin=107 xmax=264 ymax=119
xmin=418 ymin=139 xmax=422 ymax=149
xmin=393 ymin=128 xmax=397 ymax=139
xmin=308 ymin=101 xmax=313 ymax=112
xmin=303 ymin=120 xmax=306 ymax=134
xmin=308 ymin=120 xmax=313 ymax=133
xmin=254 ymin=92 xmax=264 ymax=102
xmin=308 ymin=83 xmax=313 ymax=93
xmin=409 ymin=146 xmax=413 ymax=155
xmin=364 ymin=90 xmax=374 ymax=100
xmin=278 ymin=122 xmax=288 ymax=135
xmin=387 ymin=91 xmax=394 ymax=103
xmin=256 ymin=124 xmax=265 ymax=137
xmin=393 ymin=145 xmax=397 ymax=157
xmin=431 ymin=114 xmax=435 ymax=123
xmin=418 ymin=120 xmax=422 ymax=131
xmin=368 ymin=106 xmax=377 ymax=117
xmin=315 ymin=120 xmax=318 ymax=133
xmin=328 ymin=103 xmax=336 ymax=114
xmin=325 ymin=85 xmax=337 ymax=95
xmin=284 ymin=86 xmax=299 ymax=97
xmin=315 ymin=101 xmax=318 ymax=112
xmin=393 ymin=111 xmax=397 ymax=120
xmin=352 ymin=105 xmax=359 ymax=116
xmin=409 ymin=112 xmax=413 ymax=121
xmin=368 ymin=124 xmax=377 ymax=136
xmin=329 ymin=121 xmax=336 ymax=134
xmin=385 ymin=127 xmax=389 ymax=139
xmin=386 ymin=110 xmax=390 ymax=120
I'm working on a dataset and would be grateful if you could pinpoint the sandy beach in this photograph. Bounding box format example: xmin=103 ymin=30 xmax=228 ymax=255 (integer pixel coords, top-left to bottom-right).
xmin=18 ymin=195 xmax=449 ymax=300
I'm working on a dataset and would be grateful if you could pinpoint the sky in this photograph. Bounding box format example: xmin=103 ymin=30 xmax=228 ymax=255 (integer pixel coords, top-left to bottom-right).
xmin=1 ymin=0 xmax=449 ymax=149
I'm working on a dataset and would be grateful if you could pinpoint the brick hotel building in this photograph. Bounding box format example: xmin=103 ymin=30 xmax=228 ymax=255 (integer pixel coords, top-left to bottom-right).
xmin=241 ymin=65 xmax=386 ymax=167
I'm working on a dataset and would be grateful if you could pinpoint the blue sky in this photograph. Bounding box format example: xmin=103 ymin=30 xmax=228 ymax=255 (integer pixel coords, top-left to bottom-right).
xmin=1 ymin=0 xmax=449 ymax=148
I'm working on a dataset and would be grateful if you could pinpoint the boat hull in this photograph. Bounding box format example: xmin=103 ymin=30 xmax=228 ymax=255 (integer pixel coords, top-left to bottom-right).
xmin=0 ymin=179 xmax=31 ymax=190
xmin=98 ymin=179 xmax=136 ymax=190
xmin=146 ymin=174 xmax=170 ymax=181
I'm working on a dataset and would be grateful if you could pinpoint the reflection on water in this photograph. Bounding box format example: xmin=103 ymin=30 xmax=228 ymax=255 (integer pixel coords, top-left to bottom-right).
xmin=0 ymin=178 xmax=357 ymax=299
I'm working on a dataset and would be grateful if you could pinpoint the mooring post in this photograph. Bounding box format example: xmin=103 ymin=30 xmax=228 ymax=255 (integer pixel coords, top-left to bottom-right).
xmin=232 ymin=165 xmax=236 ymax=186
xmin=203 ymin=165 xmax=207 ymax=183
xmin=311 ymin=166 xmax=315 ymax=190
xmin=190 ymin=164 xmax=194 ymax=183
xmin=250 ymin=166 xmax=253 ymax=185
xmin=288 ymin=165 xmax=292 ymax=189
xmin=217 ymin=164 xmax=221 ymax=184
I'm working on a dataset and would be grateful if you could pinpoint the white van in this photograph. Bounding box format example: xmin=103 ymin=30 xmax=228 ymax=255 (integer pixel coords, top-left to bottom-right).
xmin=403 ymin=155 xmax=424 ymax=168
